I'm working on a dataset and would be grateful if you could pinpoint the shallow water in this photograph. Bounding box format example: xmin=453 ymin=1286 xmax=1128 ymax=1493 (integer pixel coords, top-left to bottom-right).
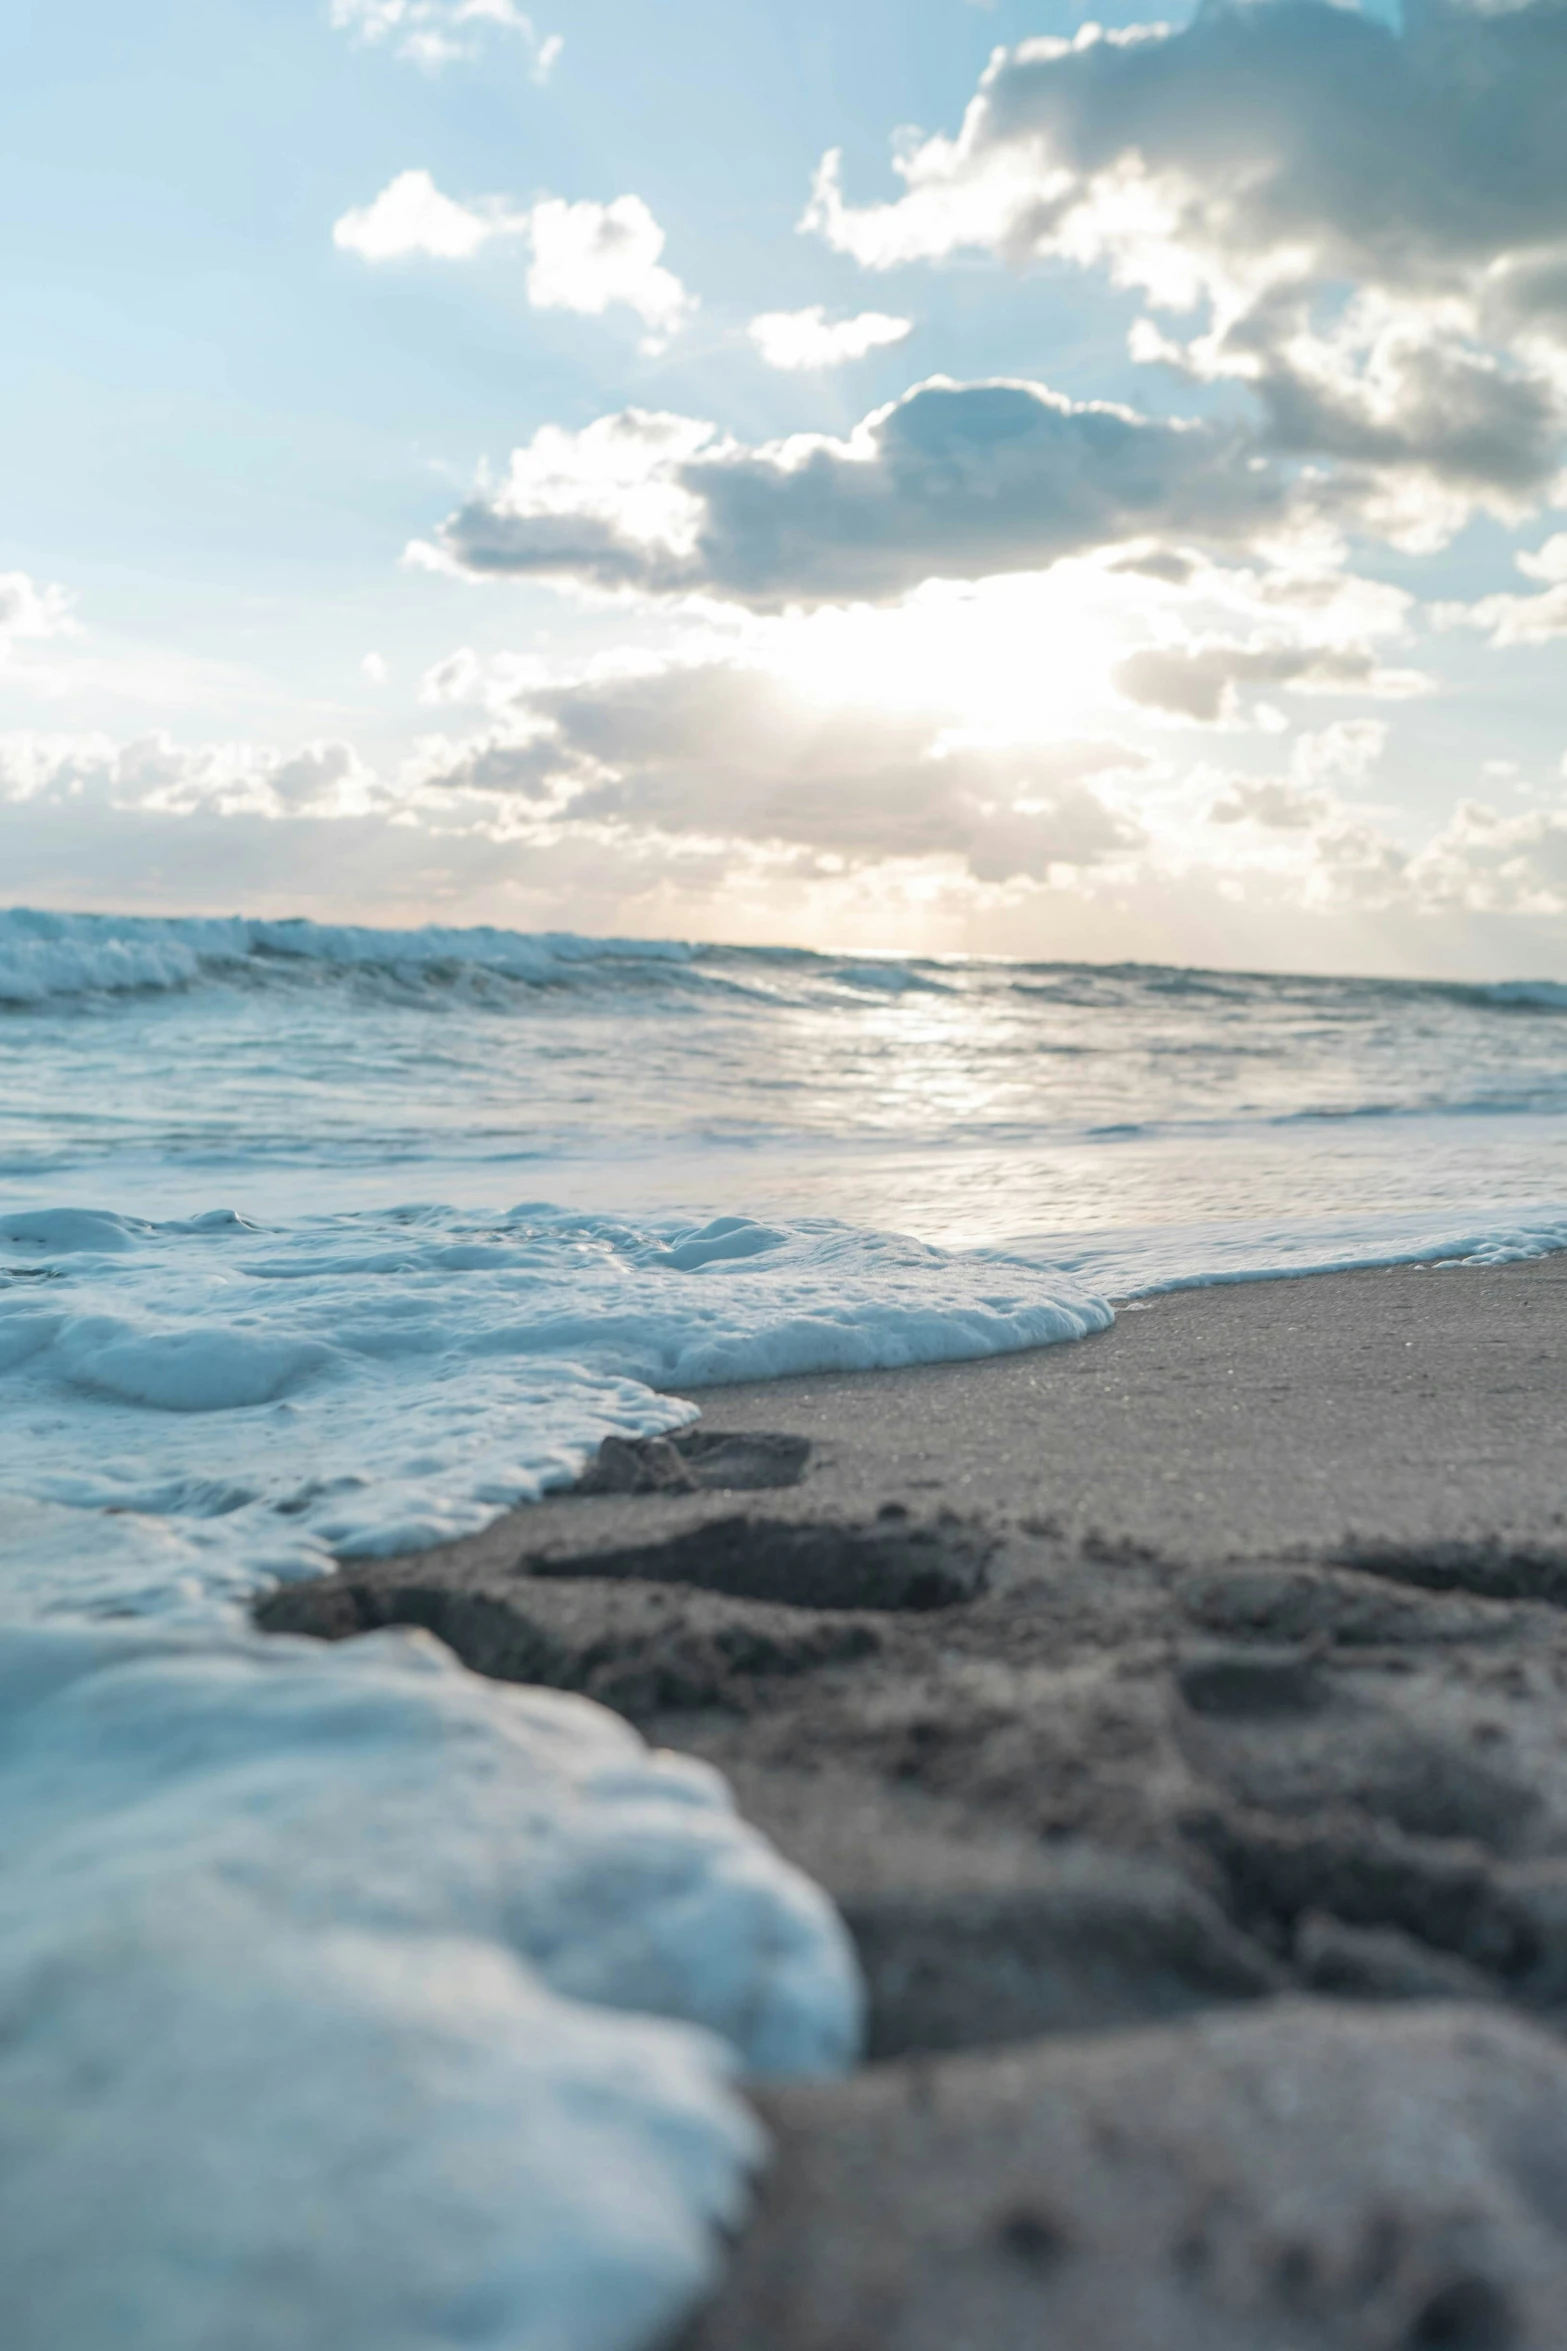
xmin=9 ymin=909 xmax=1564 ymax=1599
xmin=4 ymin=905 xmax=1565 ymax=2351
xmin=5 ymin=911 xmax=1567 ymax=1243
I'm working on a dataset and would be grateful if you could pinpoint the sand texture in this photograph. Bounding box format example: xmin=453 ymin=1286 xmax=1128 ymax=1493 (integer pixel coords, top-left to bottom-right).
xmin=259 ymin=1257 xmax=1567 ymax=2348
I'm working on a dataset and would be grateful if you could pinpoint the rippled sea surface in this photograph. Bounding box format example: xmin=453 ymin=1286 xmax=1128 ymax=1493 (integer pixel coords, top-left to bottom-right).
xmin=5 ymin=907 xmax=1566 ymax=1264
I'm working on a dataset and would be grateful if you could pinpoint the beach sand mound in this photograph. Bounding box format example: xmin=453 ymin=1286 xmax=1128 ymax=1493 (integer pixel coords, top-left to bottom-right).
xmin=262 ymin=1257 xmax=1567 ymax=2349
xmin=686 ymin=2003 xmax=1565 ymax=2351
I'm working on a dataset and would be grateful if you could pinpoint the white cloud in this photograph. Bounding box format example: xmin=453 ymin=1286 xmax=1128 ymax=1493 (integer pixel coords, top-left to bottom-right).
xmin=432 ymin=376 xmax=1287 ymax=606
xmin=1406 ymin=798 xmax=1567 ymax=915
xmin=0 ymin=572 xmax=202 ymax=707
xmin=415 ymin=408 xmax=720 ymax=588
xmin=0 ymin=573 xmax=75 ymax=658
xmin=7 ymin=707 xmax=1567 ymax=955
xmin=802 ymin=6 xmax=1567 ymax=528
xmin=1436 ymin=534 xmax=1567 ymax=645
xmin=0 ymin=731 xmax=382 ymax=822
xmin=1291 ymin=719 xmax=1390 ymax=786
xmin=1187 ymin=722 xmax=1389 ymax=864
xmin=333 ymin=177 xmax=695 ymax=348
xmin=748 ymin=308 xmax=914 ymax=371
xmin=0 ymin=730 xmax=544 ymax=923
xmin=329 ymin=0 xmax=562 ymax=79
xmin=418 ymin=648 xmax=480 ymax=705
xmin=0 ymin=679 xmax=1146 ymax=903
xmin=415 ymin=546 xmax=1433 ymax=782
xmin=526 ymin=197 xmax=695 ymax=351
xmin=411 ymin=652 xmax=1149 ymax=880
xmin=333 ymin=170 xmax=503 ymax=262
xmin=1186 ymin=714 xmax=1567 ymax=922
xmin=1209 ymin=777 xmax=1327 ymax=832
xmin=1519 ymin=536 xmax=1567 ymax=585
xmin=1454 ymin=583 xmax=1567 ymax=647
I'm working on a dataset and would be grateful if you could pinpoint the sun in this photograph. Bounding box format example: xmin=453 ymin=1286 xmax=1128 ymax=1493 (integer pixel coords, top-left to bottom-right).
xmin=756 ymin=564 xmax=1137 ymax=740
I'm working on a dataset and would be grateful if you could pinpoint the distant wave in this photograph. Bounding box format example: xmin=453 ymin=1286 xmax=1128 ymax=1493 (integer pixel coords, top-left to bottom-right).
xmin=0 ymin=907 xmax=962 ymax=1012
xmin=3 ymin=904 xmax=1563 ymax=1022
xmin=1450 ymin=978 xmax=1567 ymax=1014
xmin=0 ymin=908 xmax=710 ymax=1009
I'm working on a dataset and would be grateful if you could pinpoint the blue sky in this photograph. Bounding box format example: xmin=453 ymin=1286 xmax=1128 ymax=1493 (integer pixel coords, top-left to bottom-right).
xmin=4 ymin=0 xmax=1567 ymax=971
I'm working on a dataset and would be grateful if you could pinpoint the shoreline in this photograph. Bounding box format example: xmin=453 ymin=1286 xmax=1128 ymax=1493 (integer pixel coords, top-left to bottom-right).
xmin=259 ymin=1254 xmax=1567 ymax=2348
xmin=268 ymin=1250 xmax=1567 ymax=1592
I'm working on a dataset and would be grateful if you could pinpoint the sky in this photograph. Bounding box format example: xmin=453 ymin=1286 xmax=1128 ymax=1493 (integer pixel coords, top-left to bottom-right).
xmin=4 ymin=0 xmax=1567 ymax=974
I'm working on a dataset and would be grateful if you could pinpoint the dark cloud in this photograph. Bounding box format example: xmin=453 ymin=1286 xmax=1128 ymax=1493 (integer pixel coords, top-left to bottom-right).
xmin=1248 ymin=333 xmax=1562 ymax=498
xmin=690 ymin=382 xmax=1280 ymax=603
xmin=971 ymin=0 xmax=1567 ymax=291
xmin=1108 ymin=549 xmax=1199 ymax=587
xmin=808 ymin=1 xmax=1567 ymax=503
xmin=435 ymin=5 xmax=1567 ymax=620
xmin=435 ymin=378 xmax=1284 ymax=606
xmin=417 ymin=736 xmax=563 ymax=797
xmin=1112 ymin=638 xmax=1422 ymax=722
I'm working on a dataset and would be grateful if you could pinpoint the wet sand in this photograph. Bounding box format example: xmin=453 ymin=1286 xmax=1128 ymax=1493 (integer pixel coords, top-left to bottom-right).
xmin=260 ymin=1255 xmax=1567 ymax=2349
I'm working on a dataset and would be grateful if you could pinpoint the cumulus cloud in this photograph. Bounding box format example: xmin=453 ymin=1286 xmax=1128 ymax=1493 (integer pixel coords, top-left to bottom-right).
xmin=411 ymin=654 xmax=1150 ymax=880
xmin=0 ymin=730 xmax=578 ymax=923
xmin=429 ymin=375 xmax=1285 ymax=605
xmin=334 ymin=170 xmax=501 ymax=262
xmin=1407 ymin=797 xmax=1567 ymax=915
xmin=1209 ymin=777 xmax=1326 ymax=830
xmin=1172 ymin=713 xmax=1567 ymax=937
xmin=525 ymin=197 xmax=694 ymax=348
xmin=4 ymin=677 xmax=1147 ymax=890
xmin=0 ymin=731 xmax=381 ymax=822
xmin=334 ymin=176 xmax=694 ymax=348
xmin=8 ymin=709 xmax=1566 ymax=948
xmin=1436 ymin=532 xmax=1567 ymax=645
xmin=804 ymin=2 xmax=1567 ymax=525
xmin=402 ymin=645 xmax=1567 ymax=925
xmin=1208 ymin=717 xmax=1388 ymax=835
xmin=414 ymin=409 xmax=719 ymax=589
xmin=1220 ymin=714 xmax=1387 ymax=804
xmin=748 ymin=307 xmax=914 ymax=370
xmin=0 ymin=572 xmax=74 ymax=658
xmin=1113 ymin=639 xmax=1429 ymax=723
xmin=413 ymin=733 xmax=566 ymax=798
xmin=330 ymin=0 xmax=561 ymax=79
xmin=1290 ymin=718 xmax=1390 ymax=785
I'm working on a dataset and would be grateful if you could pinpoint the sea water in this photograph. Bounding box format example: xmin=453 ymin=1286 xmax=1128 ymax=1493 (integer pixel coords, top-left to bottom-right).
xmin=5 ymin=906 xmax=1566 ymax=2350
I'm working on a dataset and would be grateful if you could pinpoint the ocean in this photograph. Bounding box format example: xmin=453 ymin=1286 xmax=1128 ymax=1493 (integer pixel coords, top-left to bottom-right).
xmin=5 ymin=903 xmax=1567 ymax=2350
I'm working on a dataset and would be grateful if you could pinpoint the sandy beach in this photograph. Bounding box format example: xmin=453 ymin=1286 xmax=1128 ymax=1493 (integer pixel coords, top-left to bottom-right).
xmin=259 ymin=1253 xmax=1567 ymax=2346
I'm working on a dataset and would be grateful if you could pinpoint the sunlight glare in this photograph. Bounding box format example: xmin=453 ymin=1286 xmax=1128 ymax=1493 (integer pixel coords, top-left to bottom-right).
xmin=758 ymin=564 xmax=1138 ymax=739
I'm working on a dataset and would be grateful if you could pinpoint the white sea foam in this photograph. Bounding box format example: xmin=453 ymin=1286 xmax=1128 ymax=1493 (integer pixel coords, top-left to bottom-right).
xmin=0 ymin=1193 xmax=1108 ymax=2347
xmin=0 ymin=1203 xmax=1110 ymax=1609
xmin=1040 ymin=1204 xmax=1567 ymax=1300
xmin=0 ymin=1618 xmax=858 ymax=2351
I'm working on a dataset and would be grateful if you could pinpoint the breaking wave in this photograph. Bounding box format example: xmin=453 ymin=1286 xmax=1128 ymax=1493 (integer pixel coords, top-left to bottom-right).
xmin=5 ymin=905 xmax=1563 ymax=1024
